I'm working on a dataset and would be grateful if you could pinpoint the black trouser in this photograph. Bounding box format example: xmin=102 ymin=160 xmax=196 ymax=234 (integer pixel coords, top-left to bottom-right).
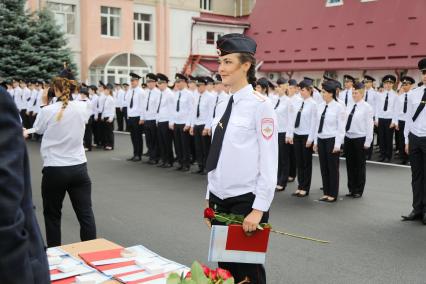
xmin=41 ymin=163 xmax=96 ymax=247
xmin=174 ymin=124 xmax=190 ymax=167
xmin=344 ymin=137 xmax=366 ymax=195
xmin=84 ymin=116 xmax=93 ymax=150
xmin=116 ymin=107 xmax=124 ymax=131
xmin=277 ymin=132 xmax=290 ymax=187
xmin=157 ymin=121 xmax=174 ymax=164
xmin=145 ymin=120 xmax=159 ymax=161
xmin=209 ymin=192 xmax=268 ymax=284
xmin=294 ymin=134 xmax=313 ymax=192
xmin=408 ymin=133 xmax=426 ymax=213
xmin=378 ymin=118 xmax=394 ymax=160
xmin=128 ymin=116 xmax=143 ymax=158
xmin=123 ymin=107 xmax=129 ymax=132
xmin=193 ymin=124 xmax=210 ymax=170
xmin=398 ymin=120 xmax=408 ymax=162
xmin=189 ymin=134 xmax=196 ymax=163
xmin=103 ymin=118 xmax=114 ymax=148
xmin=318 ymin=137 xmax=340 ymax=198
xmin=93 ymin=114 xmax=103 ymax=146
xmin=288 ymin=143 xmax=296 ymax=178
xmin=20 ymin=109 xmax=31 ymax=129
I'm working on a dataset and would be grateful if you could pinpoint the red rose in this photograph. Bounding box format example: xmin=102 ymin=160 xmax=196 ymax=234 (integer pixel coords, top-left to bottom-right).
xmin=185 ymin=271 xmax=192 ymax=279
xmin=204 ymin=208 xmax=215 ymax=219
xmin=209 ymin=269 xmax=218 ymax=280
xmin=201 ymin=264 xmax=211 ymax=277
xmin=216 ymin=268 xmax=233 ymax=280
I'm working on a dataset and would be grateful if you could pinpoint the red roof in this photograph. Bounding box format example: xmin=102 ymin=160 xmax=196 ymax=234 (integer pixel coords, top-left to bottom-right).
xmin=245 ymin=0 xmax=426 ymax=72
xmin=193 ymin=12 xmax=250 ymax=27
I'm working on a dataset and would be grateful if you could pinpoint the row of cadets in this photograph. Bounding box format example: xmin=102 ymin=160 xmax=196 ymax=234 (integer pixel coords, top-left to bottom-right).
xmin=402 ymin=58 xmax=426 ymax=224
xmin=287 ymin=78 xmax=317 ymax=197
xmin=314 ymin=80 xmax=347 ymax=203
xmin=127 ymin=73 xmax=145 ymax=161
xmin=170 ymin=73 xmax=193 ymax=171
xmin=139 ymin=73 xmax=162 ymax=164
xmin=113 ymin=82 xmax=127 ymax=132
xmin=189 ymin=76 xmax=215 ymax=175
xmin=375 ymin=75 xmax=397 ymax=162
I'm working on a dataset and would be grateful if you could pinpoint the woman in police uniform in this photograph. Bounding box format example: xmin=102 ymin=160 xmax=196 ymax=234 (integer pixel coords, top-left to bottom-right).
xmin=204 ymin=33 xmax=278 ymax=284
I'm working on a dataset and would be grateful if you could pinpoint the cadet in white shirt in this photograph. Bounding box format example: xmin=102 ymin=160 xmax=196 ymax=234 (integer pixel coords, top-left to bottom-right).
xmin=170 ymin=74 xmax=193 ymax=171
xmin=394 ymin=76 xmax=415 ymax=164
xmin=314 ymin=80 xmax=347 ymax=202
xmin=127 ymin=73 xmax=145 ymax=161
xmin=156 ymin=75 xmax=176 ymax=168
xmin=12 ymin=79 xmax=24 ymax=115
xmin=94 ymin=81 xmax=107 ymax=147
xmin=287 ymin=79 xmax=317 ymax=197
xmin=101 ymin=83 xmax=115 ymax=150
xmin=114 ymin=83 xmax=126 ymax=132
xmin=204 ymin=33 xmax=277 ymax=284
xmin=285 ymin=79 xmax=300 ymax=182
xmin=78 ymin=87 xmax=93 ymax=151
xmin=375 ymin=75 xmax=397 ymax=162
xmin=339 ymin=75 xmax=355 ymax=108
xmin=21 ymin=80 xmax=32 ymax=129
xmin=211 ymin=74 xmax=229 ymax=123
xmin=255 ymin=77 xmax=269 ymax=96
xmin=189 ymin=77 xmax=215 ymax=175
xmin=344 ymin=82 xmax=374 ymax=198
xmin=402 ymin=58 xmax=426 ymax=224
xmin=274 ymin=78 xmax=292 ymax=191
xmin=140 ymin=73 xmax=161 ymax=164
xmin=30 ymin=74 xmax=96 ymax=247
xmin=122 ymin=82 xmax=130 ymax=132
xmin=362 ymin=75 xmax=377 ymax=159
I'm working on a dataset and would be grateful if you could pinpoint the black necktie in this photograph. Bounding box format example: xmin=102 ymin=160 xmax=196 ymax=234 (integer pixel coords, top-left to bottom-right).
xmin=318 ymin=105 xmax=328 ymax=133
xmin=197 ymin=95 xmax=201 ymax=118
xmin=383 ymin=93 xmax=389 ymax=111
xmin=157 ymin=91 xmax=163 ymax=113
xmin=205 ymin=96 xmax=234 ymax=172
xmin=130 ymin=90 xmax=134 ymax=108
xmin=274 ymin=99 xmax=280 ymax=109
xmin=346 ymin=104 xmax=357 ymax=131
xmin=345 ymin=90 xmax=349 ymax=106
xmin=176 ymin=92 xmax=181 ymax=112
xmin=412 ymin=89 xmax=426 ymax=122
xmin=33 ymin=94 xmax=37 ymax=106
xmin=403 ymin=93 xmax=408 ymax=113
xmin=365 ymin=91 xmax=369 ymax=102
xmin=294 ymin=102 xmax=304 ymax=128
xmin=146 ymin=90 xmax=151 ymax=111
xmin=213 ymin=95 xmax=219 ymax=118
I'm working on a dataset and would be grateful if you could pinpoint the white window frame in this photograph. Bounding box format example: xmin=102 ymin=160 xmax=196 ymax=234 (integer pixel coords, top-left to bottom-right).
xmin=47 ymin=2 xmax=76 ymax=34
xmin=200 ymin=0 xmax=212 ymax=11
xmin=326 ymin=0 xmax=343 ymax=7
xmin=101 ymin=6 xmax=121 ymax=38
xmin=133 ymin=13 xmax=152 ymax=42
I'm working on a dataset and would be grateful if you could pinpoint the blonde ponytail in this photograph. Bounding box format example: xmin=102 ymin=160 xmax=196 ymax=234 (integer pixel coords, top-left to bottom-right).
xmin=52 ymin=77 xmax=71 ymax=121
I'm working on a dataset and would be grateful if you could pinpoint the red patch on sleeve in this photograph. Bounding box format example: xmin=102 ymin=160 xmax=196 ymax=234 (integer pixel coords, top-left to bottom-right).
xmin=261 ymin=118 xmax=274 ymax=140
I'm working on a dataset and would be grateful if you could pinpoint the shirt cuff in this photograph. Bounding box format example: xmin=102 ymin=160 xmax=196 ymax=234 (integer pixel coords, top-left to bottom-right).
xmin=252 ymin=195 xmax=270 ymax=212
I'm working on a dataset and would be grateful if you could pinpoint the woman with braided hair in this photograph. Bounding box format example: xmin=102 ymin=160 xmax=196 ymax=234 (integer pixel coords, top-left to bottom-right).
xmin=30 ymin=76 xmax=97 ymax=247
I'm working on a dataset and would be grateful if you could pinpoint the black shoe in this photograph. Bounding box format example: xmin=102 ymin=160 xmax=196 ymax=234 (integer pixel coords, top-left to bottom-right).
xmin=352 ymin=193 xmax=362 ymax=198
xmin=175 ymin=165 xmax=183 ymax=171
xmin=127 ymin=156 xmax=137 ymax=161
xmin=148 ymin=160 xmax=159 ymax=165
xmin=157 ymin=163 xmax=166 ymax=168
xmin=296 ymin=192 xmax=309 ymax=197
xmin=346 ymin=193 xmax=354 ymax=197
xmin=163 ymin=163 xmax=173 ymax=168
xmin=401 ymin=210 xmax=422 ymax=221
xmin=378 ymin=157 xmax=386 ymax=162
xmin=181 ymin=166 xmax=190 ymax=172
xmin=143 ymin=153 xmax=149 ymax=157
xmin=133 ymin=156 xmax=141 ymax=162
xmin=322 ymin=198 xmax=337 ymax=203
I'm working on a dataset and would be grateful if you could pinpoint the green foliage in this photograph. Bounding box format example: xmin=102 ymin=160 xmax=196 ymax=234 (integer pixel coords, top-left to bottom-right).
xmin=0 ymin=1 xmax=76 ymax=81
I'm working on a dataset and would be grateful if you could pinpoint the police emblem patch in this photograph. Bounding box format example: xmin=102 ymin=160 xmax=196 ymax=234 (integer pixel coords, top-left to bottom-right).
xmin=261 ymin=118 xmax=274 ymax=140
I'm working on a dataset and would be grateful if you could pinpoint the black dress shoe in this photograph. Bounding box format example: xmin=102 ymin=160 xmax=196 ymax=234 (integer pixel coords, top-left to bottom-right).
xmin=378 ymin=157 xmax=386 ymax=162
xmin=157 ymin=163 xmax=166 ymax=168
xmin=164 ymin=163 xmax=173 ymax=168
xmin=296 ymin=192 xmax=309 ymax=197
xmin=401 ymin=211 xmax=422 ymax=221
xmin=322 ymin=198 xmax=337 ymax=203
xmin=127 ymin=156 xmax=137 ymax=161
xmin=181 ymin=166 xmax=190 ymax=172
xmin=175 ymin=165 xmax=183 ymax=171
xmin=352 ymin=193 xmax=362 ymax=198
xmin=133 ymin=157 xmax=142 ymax=162
xmin=345 ymin=193 xmax=354 ymax=197
xmin=148 ymin=160 xmax=159 ymax=165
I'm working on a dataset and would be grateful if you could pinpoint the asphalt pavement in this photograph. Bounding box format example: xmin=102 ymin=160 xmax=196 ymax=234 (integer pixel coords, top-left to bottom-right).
xmin=26 ymin=133 xmax=426 ymax=284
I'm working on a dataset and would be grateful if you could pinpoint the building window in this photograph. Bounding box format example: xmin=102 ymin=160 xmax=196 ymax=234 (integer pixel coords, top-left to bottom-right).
xmin=206 ymin=32 xmax=223 ymax=45
xmin=200 ymin=0 xmax=211 ymax=11
xmin=326 ymin=0 xmax=343 ymax=6
xmin=101 ymin=6 xmax=121 ymax=37
xmin=134 ymin=13 xmax=151 ymax=41
xmin=47 ymin=2 xmax=76 ymax=34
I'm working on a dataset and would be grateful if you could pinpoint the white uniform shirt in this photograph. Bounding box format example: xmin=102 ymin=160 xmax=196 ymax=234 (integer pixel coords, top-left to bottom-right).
xmin=288 ymin=97 xmax=317 ymax=143
xmin=22 ymin=87 xmax=31 ymax=110
xmin=313 ymin=89 xmax=324 ymax=105
xmin=191 ymin=91 xmax=215 ymax=128
xmin=33 ymin=89 xmax=44 ymax=114
xmin=274 ymin=95 xmax=291 ymax=133
xmin=157 ymin=88 xmax=175 ymax=124
xmin=126 ymin=87 xmax=144 ymax=118
xmin=97 ymin=92 xmax=106 ymax=116
xmin=102 ymin=95 xmax=115 ymax=119
xmin=90 ymin=94 xmax=99 ymax=116
xmin=375 ymin=90 xmax=397 ymax=122
xmin=171 ymin=88 xmax=193 ymax=126
xmin=345 ymin=100 xmax=374 ymax=147
xmin=404 ymin=85 xmax=426 ymax=144
xmin=13 ymin=86 xmax=23 ymax=110
xmin=32 ymin=101 xmax=91 ymax=167
xmin=364 ymin=87 xmax=377 ymax=116
xmin=207 ymin=84 xmax=278 ymax=212
xmin=394 ymin=92 xmax=411 ymax=123
xmin=314 ymin=100 xmax=347 ymax=148
xmin=114 ymin=89 xmax=125 ymax=108
xmin=339 ymin=88 xmax=354 ymax=108
xmin=141 ymin=87 xmax=161 ymax=121
xmin=27 ymin=89 xmax=38 ymax=113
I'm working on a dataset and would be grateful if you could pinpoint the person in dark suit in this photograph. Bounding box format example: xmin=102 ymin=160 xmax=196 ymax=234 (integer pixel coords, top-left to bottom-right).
xmin=0 ymin=86 xmax=50 ymax=283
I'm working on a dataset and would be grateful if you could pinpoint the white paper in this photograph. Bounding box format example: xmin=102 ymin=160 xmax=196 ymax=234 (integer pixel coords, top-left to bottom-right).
xmin=102 ymin=264 xmax=141 ymax=276
xmin=49 ymin=256 xmax=81 ymax=271
xmin=50 ymin=264 xmax=93 ymax=281
xmin=47 ymin=247 xmax=67 ymax=257
xmin=74 ymin=272 xmax=111 ymax=284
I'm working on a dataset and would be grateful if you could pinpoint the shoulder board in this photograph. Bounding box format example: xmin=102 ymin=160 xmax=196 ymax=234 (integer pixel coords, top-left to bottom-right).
xmin=253 ymin=91 xmax=266 ymax=102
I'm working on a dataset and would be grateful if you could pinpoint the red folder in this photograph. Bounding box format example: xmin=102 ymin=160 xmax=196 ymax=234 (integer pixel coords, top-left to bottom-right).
xmin=225 ymin=225 xmax=270 ymax=253
xmin=79 ymin=248 xmax=123 ymax=263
